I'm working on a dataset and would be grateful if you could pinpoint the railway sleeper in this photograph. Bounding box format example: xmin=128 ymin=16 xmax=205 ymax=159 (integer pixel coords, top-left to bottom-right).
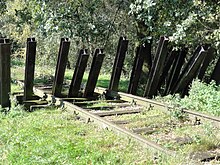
xmin=82 ymin=103 xmax=132 ymax=110
xmin=132 ymin=127 xmax=157 ymax=135
xmin=190 ymin=151 xmax=220 ymax=162
xmin=93 ymin=109 xmax=142 ymax=117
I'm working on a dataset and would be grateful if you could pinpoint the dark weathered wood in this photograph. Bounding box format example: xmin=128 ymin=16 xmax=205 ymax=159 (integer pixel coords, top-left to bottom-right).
xmin=198 ymin=47 xmax=215 ymax=80
xmin=171 ymin=46 xmax=207 ymax=94
xmin=0 ymin=42 xmax=11 ymax=107
xmin=0 ymin=38 xmax=9 ymax=43
xmin=54 ymin=38 xmax=68 ymax=80
xmin=157 ymin=49 xmax=178 ymax=92
xmin=83 ymin=49 xmax=105 ymax=97
xmin=68 ymin=49 xmax=89 ymax=97
xmin=164 ymin=48 xmax=187 ymax=95
xmin=52 ymin=39 xmax=70 ymax=97
xmin=144 ymin=36 xmax=169 ymax=98
xmin=83 ymin=103 xmax=131 ymax=110
xmin=179 ymin=45 xmax=201 ymax=78
xmin=93 ymin=109 xmax=142 ymax=117
xmin=111 ymin=120 xmax=130 ymax=124
xmin=190 ymin=152 xmax=220 ymax=162
xmin=74 ymin=99 xmax=125 ymax=106
xmin=174 ymin=46 xmax=206 ymax=97
xmin=128 ymin=42 xmax=151 ymax=95
xmin=132 ymin=127 xmax=156 ymax=134
xmin=108 ymin=37 xmax=129 ymax=91
xmin=210 ymin=56 xmax=220 ymax=84
xmin=24 ymin=38 xmax=37 ymax=101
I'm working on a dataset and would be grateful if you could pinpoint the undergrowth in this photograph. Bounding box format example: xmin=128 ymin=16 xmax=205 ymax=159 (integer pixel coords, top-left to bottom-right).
xmin=157 ymin=79 xmax=220 ymax=116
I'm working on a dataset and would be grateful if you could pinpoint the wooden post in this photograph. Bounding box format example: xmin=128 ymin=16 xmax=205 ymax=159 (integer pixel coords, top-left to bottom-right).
xmin=83 ymin=49 xmax=105 ymax=97
xmin=157 ymin=49 xmax=178 ymax=93
xmin=144 ymin=36 xmax=169 ymax=98
xmin=171 ymin=46 xmax=207 ymax=95
xmin=164 ymin=48 xmax=187 ymax=95
xmin=198 ymin=46 xmax=215 ymax=80
xmin=68 ymin=49 xmax=89 ymax=97
xmin=0 ymin=40 xmax=11 ymax=108
xmin=210 ymin=56 xmax=220 ymax=85
xmin=128 ymin=42 xmax=151 ymax=95
xmin=24 ymin=38 xmax=37 ymax=101
xmin=52 ymin=38 xmax=70 ymax=97
xmin=108 ymin=37 xmax=128 ymax=92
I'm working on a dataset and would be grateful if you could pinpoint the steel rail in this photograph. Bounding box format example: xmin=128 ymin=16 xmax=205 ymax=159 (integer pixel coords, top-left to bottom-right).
xmin=64 ymin=101 xmax=172 ymax=154
xmin=95 ymin=87 xmax=220 ymax=123
xmin=17 ymin=80 xmax=220 ymax=123
xmin=32 ymin=86 xmax=173 ymax=155
xmin=16 ymin=81 xmax=219 ymax=155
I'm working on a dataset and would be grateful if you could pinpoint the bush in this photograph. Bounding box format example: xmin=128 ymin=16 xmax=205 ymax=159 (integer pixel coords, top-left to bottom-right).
xmin=158 ymin=79 xmax=220 ymax=116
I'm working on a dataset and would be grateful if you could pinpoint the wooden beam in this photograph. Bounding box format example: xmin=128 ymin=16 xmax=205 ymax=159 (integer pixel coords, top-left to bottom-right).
xmin=108 ymin=37 xmax=129 ymax=92
xmin=24 ymin=38 xmax=37 ymax=101
xmin=0 ymin=42 xmax=11 ymax=107
xmin=52 ymin=38 xmax=70 ymax=97
xmin=83 ymin=49 xmax=105 ymax=97
xmin=68 ymin=49 xmax=89 ymax=97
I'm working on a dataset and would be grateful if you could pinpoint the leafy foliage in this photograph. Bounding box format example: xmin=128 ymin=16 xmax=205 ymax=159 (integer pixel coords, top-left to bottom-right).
xmin=129 ymin=0 xmax=220 ymax=49
xmin=158 ymin=79 xmax=220 ymax=116
xmin=1 ymin=0 xmax=220 ymax=75
xmin=0 ymin=0 xmax=136 ymax=72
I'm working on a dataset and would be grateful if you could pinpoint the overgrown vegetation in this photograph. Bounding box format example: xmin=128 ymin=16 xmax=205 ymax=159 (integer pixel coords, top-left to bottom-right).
xmin=1 ymin=0 xmax=220 ymax=74
xmin=1 ymin=1 xmax=220 ymax=163
xmin=1 ymin=99 xmax=194 ymax=164
xmin=0 ymin=107 xmax=151 ymax=164
xmin=157 ymin=79 xmax=220 ymax=116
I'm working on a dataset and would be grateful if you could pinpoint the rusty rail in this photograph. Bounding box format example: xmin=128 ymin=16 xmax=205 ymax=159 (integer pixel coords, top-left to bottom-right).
xmin=95 ymin=87 xmax=220 ymax=123
xmin=32 ymin=85 xmax=173 ymax=155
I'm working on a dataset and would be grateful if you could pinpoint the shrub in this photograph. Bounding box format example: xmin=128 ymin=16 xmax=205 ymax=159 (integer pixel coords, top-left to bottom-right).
xmin=158 ymin=79 xmax=220 ymax=116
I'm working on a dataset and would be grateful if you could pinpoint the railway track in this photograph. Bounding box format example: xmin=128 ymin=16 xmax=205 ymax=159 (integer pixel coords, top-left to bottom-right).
xmin=19 ymin=82 xmax=220 ymax=163
xmin=7 ymin=37 xmax=220 ymax=163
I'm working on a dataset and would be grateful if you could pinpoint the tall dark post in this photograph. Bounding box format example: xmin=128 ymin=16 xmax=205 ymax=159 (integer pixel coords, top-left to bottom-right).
xmin=164 ymin=49 xmax=187 ymax=95
xmin=0 ymin=38 xmax=10 ymax=43
xmin=52 ymin=38 xmax=70 ymax=97
xmin=144 ymin=36 xmax=169 ymax=98
xmin=24 ymin=38 xmax=37 ymax=101
xmin=157 ymin=49 xmax=178 ymax=93
xmin=198 ymin=46 xmax=215 ymax=80
xmin=0 ymin=39 xmax=11 ymax=108
xmin=128 ymin=42 xmax=151 ymax=95
xmin=108 ymin=37 xmax=129 ymax=92
xmin=211 ymin=56 xmax=220 ymax=84
xmin=83 ymin=49 xmax=105 ymax=97
xmin=171 ymin=46 xmax=207 ymax=95
xmin=68 ymin=49 xmax=89 ymax=97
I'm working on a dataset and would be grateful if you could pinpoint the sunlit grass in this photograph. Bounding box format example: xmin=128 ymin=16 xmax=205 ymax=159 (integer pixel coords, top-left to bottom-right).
xmin=0 ymin=108 xmax=159 ymax=164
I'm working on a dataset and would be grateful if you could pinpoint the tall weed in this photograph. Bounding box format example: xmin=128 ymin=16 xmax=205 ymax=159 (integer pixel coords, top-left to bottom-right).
xmin=157 ymin=79 xmax=220 ymax=116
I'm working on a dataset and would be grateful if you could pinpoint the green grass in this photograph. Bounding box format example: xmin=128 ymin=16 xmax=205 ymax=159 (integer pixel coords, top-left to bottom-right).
xmin=8 ymin=58 xmax=220 ymax=164
xmin=157 ymin=80 xmax=220 ymax=117
xmin=0 ymin=107 xmax=159 ymax=164
xmin=65 ymin=70 xmax=129 ymax=93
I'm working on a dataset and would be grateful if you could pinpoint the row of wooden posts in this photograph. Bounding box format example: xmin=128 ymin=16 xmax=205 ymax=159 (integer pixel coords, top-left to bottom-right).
xmin=0 ymin=36 xmax=220 ymax=108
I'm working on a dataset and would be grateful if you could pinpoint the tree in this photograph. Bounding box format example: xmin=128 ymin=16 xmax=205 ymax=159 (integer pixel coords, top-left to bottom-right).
xmin=0 ymin=0 xmax=136 ymax=72
xmin=129 ymin=0 xmax=220 ymax=49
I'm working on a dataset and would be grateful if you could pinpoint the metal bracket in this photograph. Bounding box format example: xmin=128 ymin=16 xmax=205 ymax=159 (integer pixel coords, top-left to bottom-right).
xmin=194 ymin=117 xmax=201 ymax=125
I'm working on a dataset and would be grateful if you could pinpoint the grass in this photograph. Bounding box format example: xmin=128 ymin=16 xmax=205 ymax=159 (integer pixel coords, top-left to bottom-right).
xmin=65 ymin=70 xmax=129 ymax=93
xmin=11 ymin=58 xmax=129 ymax=93
xmin=8 ymin=58 xmax=220 ymax=164
xmin=0 ymin=107 xmax=166 ymax=164
xmin=104 ymin=107 xmax=220 ymax=159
